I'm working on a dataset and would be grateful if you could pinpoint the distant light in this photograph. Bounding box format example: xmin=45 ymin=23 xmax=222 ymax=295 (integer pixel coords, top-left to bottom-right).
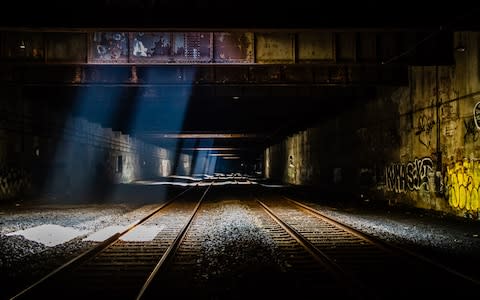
xmin=149 ymin=133 xmax=259 ymax=138
xmin=19 ymin=40 xmax=25 ymax=49
xmin=209 ymin=153 xmax=236 ymax=157
xmin=182 ymin=147 xmax=241 ymax=151
xmin=455 ymin=45 xmax=466 ymax=52
xmin=232 ymin=96 xmax=240 ymax=100
xmin=223 ymin=156 xmax=240 ymax=159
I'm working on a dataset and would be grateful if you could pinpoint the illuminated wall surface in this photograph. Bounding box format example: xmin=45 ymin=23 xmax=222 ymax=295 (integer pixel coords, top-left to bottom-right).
xmin=265 ymin=31 xmax=480 ymax=219
xmin=0 ymin=110 xmax=175 ymax=199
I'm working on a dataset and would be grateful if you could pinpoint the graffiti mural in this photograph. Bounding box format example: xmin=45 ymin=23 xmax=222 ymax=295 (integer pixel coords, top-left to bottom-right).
xmin=415 ymin=114 xmax=435 ymax=149
xmin=385 ymin=157 xmax=433 ymax=193
xmin=464 ymin=117 xmax=480 ymax=143
xmin=444 ymin=159 xmax=480 ymax=212
xmin=473 ymin=101 xmax=480 ymax=129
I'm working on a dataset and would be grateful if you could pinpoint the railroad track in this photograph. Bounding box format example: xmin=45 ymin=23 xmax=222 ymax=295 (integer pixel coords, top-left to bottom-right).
xmin=140 ymin=185 xmax=364 ymax=299
xmin=256 ymin=193 xmax=480 ymax=299
xmin=9 ymin=184 xmax=211 ymax=300
xmin=9 ymin=184 xmax=479 ymax=299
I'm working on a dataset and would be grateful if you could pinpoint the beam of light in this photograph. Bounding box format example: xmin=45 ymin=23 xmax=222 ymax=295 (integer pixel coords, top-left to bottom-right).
xmin=45 ymin=82 xmax=127 ymax=201
xmin=129 ymin=66 xmax=196 ymax=181
xmin=206 ymin=155 xmax=217 ymax=175
xmin=191 ymin=139 xmax=217 ymax=177
xmin=222 ymin=156 xmax=241 ymax=159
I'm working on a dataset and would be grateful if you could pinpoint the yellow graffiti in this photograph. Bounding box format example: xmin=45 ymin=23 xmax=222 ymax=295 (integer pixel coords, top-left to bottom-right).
xmin=445 ymin=160 xmax=480 ymax=212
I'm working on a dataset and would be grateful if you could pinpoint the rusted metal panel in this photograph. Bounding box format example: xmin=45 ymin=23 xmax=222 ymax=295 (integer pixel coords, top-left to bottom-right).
xmin=130 ymin=32 xmax=212 ymax=63
xmin=255 ymin=33 xmax=295 ymax=64
xmin=170 ymin=32 xmax=212 ymax=63
xmin=297 ymin=32 xmax=334 ymax=62
xmin=46 ymin=33 xmax=86 ymax=62
xmin=3 ymin=32 xmax=44 ymax=61
xmin=89 ymin=32 xmax=128 ymax=63
xmin=213 ymin=32 xmax=254 ymax=63
xmin=335 ymin=32 xmax=356 ymax=62
xmin=130 ymin=32 xmax=171 ymax=63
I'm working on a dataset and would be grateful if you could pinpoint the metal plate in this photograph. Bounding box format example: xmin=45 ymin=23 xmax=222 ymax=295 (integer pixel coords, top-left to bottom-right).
xmin=255 ymin=33 xmax=295 ymax=64
xmin=213 ymin=32 xmax=254 ymax=63
xmin=89 ymin=32 xmax=128 ymax=63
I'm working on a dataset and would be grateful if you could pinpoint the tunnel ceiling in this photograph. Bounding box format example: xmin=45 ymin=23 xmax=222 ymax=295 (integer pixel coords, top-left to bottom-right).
xmin=1 ymin=0 xmax=479 ymax=30
xmin=1 ymin=0 xmax=478 ymax=158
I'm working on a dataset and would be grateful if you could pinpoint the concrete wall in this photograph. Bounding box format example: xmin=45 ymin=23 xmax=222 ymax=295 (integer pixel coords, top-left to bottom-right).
xmin=0 ymin=92 xmax=179 ymax=201
xmin=385 ymin=31 xmax=480 ymax=218
xmin=265 ymin=31 xmax=480 ymax=220
xmin=265 ymin=86 xmax=403 ymax=194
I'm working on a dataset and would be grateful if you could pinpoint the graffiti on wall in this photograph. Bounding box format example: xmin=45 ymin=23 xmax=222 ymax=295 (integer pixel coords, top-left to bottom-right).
xmin=385 ymin=157 xmax=433 ymax=193
xmin=463 ymin=118 xmax=479 ymax=143
xmin=444 ymin=159 xmax=480 ymax=212
xmin=473 ymin=101 xmax=480 ymax=129
xmin=415 ymin=114 xmax=435 ymax=149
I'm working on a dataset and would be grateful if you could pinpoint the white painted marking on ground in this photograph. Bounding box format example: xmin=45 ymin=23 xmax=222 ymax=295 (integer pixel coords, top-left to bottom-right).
xmin=6 ymin=224 xmax=89 ymax=247
xmin=120 ymin=225 xmax=164 ymax=242
xmin=83 ymin=225 xmax=127 ymax=242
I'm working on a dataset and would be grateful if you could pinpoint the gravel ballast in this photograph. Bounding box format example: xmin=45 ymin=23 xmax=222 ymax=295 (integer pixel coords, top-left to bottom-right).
xmin=1 ymin=186 xmax=480 ymax=299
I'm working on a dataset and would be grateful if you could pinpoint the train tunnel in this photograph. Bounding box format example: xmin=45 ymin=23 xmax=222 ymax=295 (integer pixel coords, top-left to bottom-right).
xmin=1 ymin=1 xmax=480 ymax=299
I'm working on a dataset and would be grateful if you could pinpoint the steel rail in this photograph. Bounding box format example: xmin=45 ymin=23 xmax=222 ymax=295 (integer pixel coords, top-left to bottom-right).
xmin=256 ymin=198 xmax=369 ymax=299
xmin=284 ymin=196 xmax=480 ymax=286
xmin=9 ymin=186 xmax=195 ymax=300
xmin=136 ymin=182 xmax=213 ymax=300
